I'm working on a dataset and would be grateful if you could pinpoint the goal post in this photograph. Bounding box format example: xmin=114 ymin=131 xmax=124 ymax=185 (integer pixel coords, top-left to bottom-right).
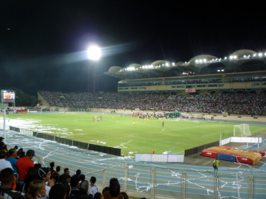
xmin=234 ymin=124 xmax=252 ymax=137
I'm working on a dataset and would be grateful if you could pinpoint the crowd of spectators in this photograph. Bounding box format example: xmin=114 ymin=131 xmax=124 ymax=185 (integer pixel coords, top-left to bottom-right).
xmin=0 ymin=146 xmax=129 ymax=199
xmin=39 ymin=91 xmax=266 ymax=115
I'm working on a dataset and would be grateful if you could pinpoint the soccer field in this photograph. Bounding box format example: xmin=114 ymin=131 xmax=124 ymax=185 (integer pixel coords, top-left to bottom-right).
xmin=5 ymin=113 xmax=266 ymax=156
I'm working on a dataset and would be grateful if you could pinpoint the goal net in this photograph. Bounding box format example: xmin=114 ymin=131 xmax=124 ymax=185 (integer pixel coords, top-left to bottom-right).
xmin=234 ymin=124 xmax=252 ymax=137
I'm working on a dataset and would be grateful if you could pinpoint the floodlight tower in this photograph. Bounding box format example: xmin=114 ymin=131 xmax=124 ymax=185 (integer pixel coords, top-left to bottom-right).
xmin=87 ymin=45 xmax=101 ymax=93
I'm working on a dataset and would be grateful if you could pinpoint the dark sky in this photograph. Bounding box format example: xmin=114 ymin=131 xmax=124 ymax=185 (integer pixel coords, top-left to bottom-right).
xmin=0 ymin=1 xmax=265 ymax=95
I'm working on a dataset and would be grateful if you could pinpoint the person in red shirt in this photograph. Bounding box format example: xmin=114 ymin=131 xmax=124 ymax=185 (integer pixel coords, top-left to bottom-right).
xmin=15 ymin=149 xmax=35 ymax=191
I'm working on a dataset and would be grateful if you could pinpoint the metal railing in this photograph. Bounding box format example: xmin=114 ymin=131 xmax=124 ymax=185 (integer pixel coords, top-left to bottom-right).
xmin=36 ymin=156 xmax=266 ymax=199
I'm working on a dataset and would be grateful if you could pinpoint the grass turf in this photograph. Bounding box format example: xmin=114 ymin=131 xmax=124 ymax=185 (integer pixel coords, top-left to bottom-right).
xmin=6 ymin=113 xmax=266 ymax=156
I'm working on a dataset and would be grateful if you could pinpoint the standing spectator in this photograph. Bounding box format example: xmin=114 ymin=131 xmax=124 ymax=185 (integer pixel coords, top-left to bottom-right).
xmin=25 ymin=180 xmax=46 ymax=199
xmin=55 ymin=166 xmax=61 ymax=175
xmin=23 ymin=168 xmax=38 ymax=194
xmin=76 ymin=169 xmax=81 ymax=178
xmin=121 ymin=192 xmax=128 ymax=199
xmin=16 ymin=150 xmax=35 ymax=191
xmin=213 ymin=158 xmax=220 ymax=176
xmin=89 ymin=176 xmax=98 ymax=197
xmin=37 ymin=167 xmax=54 ymax=198
xmin=49 ymin=183 xmax=66 ymax=199
xmin=6 ymin=148 xmax=18 ymax=173
xmin=101 ymin=181 xmax=123 ymax=199
xmin=0 ymin=137 xmax=6 ymax=150
xmin=60 ymin=168 xmax=70 ymax=179
xmin=70 ymin=175 xmax=92 ymax=199
xmin=0 ymin=151 xmax=13 ymax=172
xmin=50 ymin=162 xmax=55 ymax=174
xmin=94 ymin=192 xmax=101 ymax=199
xmin=0 ymin=168 xmax=25 ymax=199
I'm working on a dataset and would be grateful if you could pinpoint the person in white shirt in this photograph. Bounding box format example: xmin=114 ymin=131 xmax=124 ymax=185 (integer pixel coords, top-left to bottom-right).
xmin=89 ymin=176 xmax=98 ymax=196
xmin=0 ymin=151 xmax=13 ymax=172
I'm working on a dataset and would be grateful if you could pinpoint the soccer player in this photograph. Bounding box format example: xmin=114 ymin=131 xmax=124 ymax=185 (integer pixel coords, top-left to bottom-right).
xmin=162 ymin=121 xmax=164 ymax=127
xmin=95 ymin=120 xmax=98 ymax=125
xmin=147 ymin=118 xmax=149 ymax=122
xmin=144 ymin=118 xmax=146 ymax=122
xmin=159 ymin=118 xmax=161 ymax=121
xmin=133 ymin=121 xmax=135 ymax=126
xmin=112 ymin=116 xmax=114 ymax=120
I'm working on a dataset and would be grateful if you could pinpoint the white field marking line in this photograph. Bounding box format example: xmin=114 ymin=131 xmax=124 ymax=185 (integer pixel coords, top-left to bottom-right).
xmin=202 ymin=130 xmax=231 ymax=137
xmin=129 ymin=124 xmax=225 ymax=136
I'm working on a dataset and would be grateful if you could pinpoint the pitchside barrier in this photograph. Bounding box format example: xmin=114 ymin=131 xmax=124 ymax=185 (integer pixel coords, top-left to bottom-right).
xmin=220 ymin=137 xmax=262 ymax=146
xmin=9 ymin=126 xmax=121 ymax=156
xmin=184 ymin=141 xmax=219 ymax=157
xmin=135 ymin=154 xmax=184 ymax=163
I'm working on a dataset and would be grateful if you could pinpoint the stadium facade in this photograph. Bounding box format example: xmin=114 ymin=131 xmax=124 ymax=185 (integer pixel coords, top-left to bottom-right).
xmin=104 ymin=49 xmax=266 ymax=93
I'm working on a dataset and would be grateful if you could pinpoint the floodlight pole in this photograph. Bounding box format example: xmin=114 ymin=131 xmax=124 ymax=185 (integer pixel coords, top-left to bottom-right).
xmin=3 ymin=108 xmax=6 ymax=140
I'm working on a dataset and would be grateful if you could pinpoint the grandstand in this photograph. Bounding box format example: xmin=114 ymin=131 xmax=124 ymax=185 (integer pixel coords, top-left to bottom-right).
xmin=104 ymin=49 xmax=266 ymax=93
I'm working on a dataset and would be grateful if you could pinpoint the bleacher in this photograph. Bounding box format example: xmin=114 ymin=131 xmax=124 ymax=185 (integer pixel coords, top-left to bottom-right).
xmin=39 ymin=91 xmax=266 ymax=115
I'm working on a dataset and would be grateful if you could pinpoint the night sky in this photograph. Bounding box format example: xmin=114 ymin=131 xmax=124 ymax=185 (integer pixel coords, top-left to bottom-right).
xmin=0 ymin=1 xmax=265 ymax=95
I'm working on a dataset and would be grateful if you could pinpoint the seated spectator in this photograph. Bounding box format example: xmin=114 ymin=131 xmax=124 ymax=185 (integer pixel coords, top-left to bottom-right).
xmin=55 ymin=166 xmax=61 ymax=175
xmin=0 ymin=137 xmax=6 ymax=151
xmin=94 ymin=192 xmax=101 ymax=199
xmin=23 ymin=168 xmax=38 ymax=194
xmin=101 ymin=180 xmax=123 ymax=199
xmin=37 ymin=167 xmax=54 ymax=198
xmin=0 ymin=151 xmax=13 ymax=172
xmin=89 ymin=176 xmax=98 ymax=197
xmin=49 ymin=183 xmax=66 ymax=199
xmin=50 ymin=162 xmax=55 ymax=174
xmin=16 ymin=149 xmax=35 ymax=191
xmin=0 ymin=168 xmax=24 ymax=199
xmin=6 ymin=148 xmax=18 ymax=173
xmin=25 ymin=180 xmax=46 ymax=199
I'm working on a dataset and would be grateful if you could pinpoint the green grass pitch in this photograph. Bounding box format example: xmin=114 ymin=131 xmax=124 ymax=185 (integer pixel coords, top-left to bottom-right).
xmin=6 ymin=113 xmax=266 ymax=156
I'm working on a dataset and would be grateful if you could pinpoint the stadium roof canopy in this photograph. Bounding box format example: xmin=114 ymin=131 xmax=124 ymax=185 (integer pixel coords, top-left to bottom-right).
xmin=104 ymin=48 xmax=266 ymax=79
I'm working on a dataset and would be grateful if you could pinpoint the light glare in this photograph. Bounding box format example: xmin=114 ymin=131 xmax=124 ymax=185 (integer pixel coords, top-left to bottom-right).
xmin=87 ymin=45 xmax=101 ymax=61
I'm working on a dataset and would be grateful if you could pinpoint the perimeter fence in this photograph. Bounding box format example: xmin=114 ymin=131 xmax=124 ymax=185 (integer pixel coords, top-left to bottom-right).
xmin=32 ymin=155 xmax=266 ymax=199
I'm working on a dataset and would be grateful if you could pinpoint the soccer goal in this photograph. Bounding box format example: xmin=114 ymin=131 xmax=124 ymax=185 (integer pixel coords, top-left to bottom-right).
xmin=234 ymin=124 xmax=252 ymax=137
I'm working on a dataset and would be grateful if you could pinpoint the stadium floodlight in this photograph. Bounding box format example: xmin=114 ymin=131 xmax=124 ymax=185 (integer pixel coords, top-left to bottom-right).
xmin=224 ymin=57 xmax=227 ymax=60
xmin=199 ymin=59 xmax=202 ymax=63
xmin=195 ymin=60 xmax=198 ymax=63
xmin=253 ymin=54 xmax=256 ymax=57
xmin=265 ymin=52 xmax=266 ymax=56
xmin=166 ymin=63 xmax=169 ymax=66
xmin=172 ymin=62 xmax=175 ymax=66
xmin=203 ymin=59 xmax=207 ymax=63
xmin=234 ymin=55 xmax=237 ymax=59
xmin=258 ymin=53 xmax=262 ymax=57
xmin=221 ymin=69 xmax=224 ymax=72
xmin=87 ymin=45 xmax=101 ymax=61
